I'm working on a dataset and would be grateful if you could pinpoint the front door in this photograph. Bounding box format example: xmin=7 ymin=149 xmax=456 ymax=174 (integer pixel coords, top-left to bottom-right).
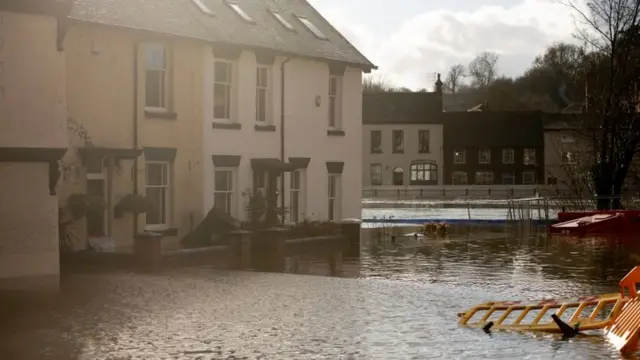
xmin=86 ymin=157 xmax=107 ymax=237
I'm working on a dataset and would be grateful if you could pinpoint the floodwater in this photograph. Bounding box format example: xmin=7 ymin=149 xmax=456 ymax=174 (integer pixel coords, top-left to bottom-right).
xmin=2 ymin=226 xmax=639 ymax=359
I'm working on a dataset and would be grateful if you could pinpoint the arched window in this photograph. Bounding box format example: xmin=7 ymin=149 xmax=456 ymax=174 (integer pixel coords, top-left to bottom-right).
xmin=393 ymin=167 xmax=404 ymax=185
xmin=410 ymin=162 xmax=438 ymax=185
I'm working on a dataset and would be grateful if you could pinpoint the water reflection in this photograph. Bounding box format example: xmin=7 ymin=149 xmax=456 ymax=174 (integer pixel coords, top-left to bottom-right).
xmin=1 ymin=226 xmax=638 ymax=359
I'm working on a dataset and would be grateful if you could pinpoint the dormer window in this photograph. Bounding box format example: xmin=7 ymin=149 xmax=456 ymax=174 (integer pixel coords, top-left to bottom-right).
xmin=271 ymin=11 xmax=294 ymax=31
xmin=191 ymin=0 xmax=214 ymax=16
xmin=296 ymin=16 xmax=327 ymax=40
xmin=226 ymin=1 xmax=254 ymax=23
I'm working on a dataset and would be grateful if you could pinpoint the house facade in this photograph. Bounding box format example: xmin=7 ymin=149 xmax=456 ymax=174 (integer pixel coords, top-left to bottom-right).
xmin=0 ymin=1 xmax=72 ymax=288
xmin=57 ymin=0 xmax=373 ymax=251
xmin=362 ymin=89 xmax=445 ymax=196
xmin=442 ymin=111 xmax=545 ymax=195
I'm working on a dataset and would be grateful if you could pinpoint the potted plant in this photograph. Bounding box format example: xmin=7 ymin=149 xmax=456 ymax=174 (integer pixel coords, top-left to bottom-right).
xmin=59 ymin=193 xmax=106 ymax=252
xmin=114 ymin=193 xmax=155 ymax=218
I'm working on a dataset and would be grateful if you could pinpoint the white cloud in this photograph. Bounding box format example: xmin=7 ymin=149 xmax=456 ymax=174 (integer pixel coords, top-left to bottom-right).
xmin=313 ymin=0 xmax=588 ymax=90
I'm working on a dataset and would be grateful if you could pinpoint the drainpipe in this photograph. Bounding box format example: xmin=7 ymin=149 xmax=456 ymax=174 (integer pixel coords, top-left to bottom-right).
xmin=280 ymin=57 xmax=291 ymax=223
xmin=132 ymin=42 xmax=140 ymax=234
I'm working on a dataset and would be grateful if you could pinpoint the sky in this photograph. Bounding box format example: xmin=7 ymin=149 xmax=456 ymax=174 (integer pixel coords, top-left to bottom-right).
xmin=308 ymin=0 xmax=586 ymax=90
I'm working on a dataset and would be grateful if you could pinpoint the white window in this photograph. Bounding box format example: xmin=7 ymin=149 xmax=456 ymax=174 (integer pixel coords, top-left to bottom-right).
xmin=328 ymin=174 xmax=340 ymax=221
xmin=290 ymin=170 xmax=304 ymax=223
xmin=475 ymin=171 xmax=494 ymax=185
xmin=256 ymin=65 xmax=270 ymax=123
xmin=271 ymin=11 xmax=294 ymax=31
xmin=214 ymin=60 xmax=234 ymax=121
xmin=214 ymin=169 xmax=234 ymax=216
xmin=191 ymin=0 xmax=214 ymax=16
xmin=370 ymin=164 xmax=382 ymax=185
xmin=227 ymin=1 xmax=253 ymax=23
xmin=524 ymin=148 xmax=536 ymax=165
xmin=146 ymin=162 xmax=171 ymax=228
xmin=501 ymin=172 xmax=515 ymax=185
xmin=328 ymin=75 xmax=341 ymax=128
xmin=454 ymin=149 xmax=466 ymax=164
xmin=502 ymin=148 xmax=514 ymax=164
xmin=562 ymin=151 xmax=576 ymax=164
xmin=144 ymin=43 xmax=168 ymax=110
xmin=523 ymin=171 xmax=536 ymax=185
xmin=452 ymin=171 xmax=467 ymax=185
xmin=297 ymin=16 xmax=328 ymax=40
xmin=478 ymin=148 xmax=491 ymax=164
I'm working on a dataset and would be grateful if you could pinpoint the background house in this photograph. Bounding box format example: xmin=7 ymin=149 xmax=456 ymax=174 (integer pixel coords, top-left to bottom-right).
xmin=362 ymin=88 xmax=445 ymax=196
xmin=442 ymin=111 xmax=545 ymax=193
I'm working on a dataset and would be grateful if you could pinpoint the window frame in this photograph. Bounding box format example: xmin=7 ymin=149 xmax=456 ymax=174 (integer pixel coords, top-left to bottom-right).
xmin=409 ymin=162 xmax=438 ymax=185
xmin=501 ymin=171 xmax=516 ymax=185
xmin=453 ymin=148 xmax=466 ymax=165
xmin=297 ymin=16 xmax=328 ymax=40
xmin=524 ymin=148 xmax=536 ymax=165
xmin=370 ymin=130 xmax=382 ymax=153
xmin=392 ymin=130 xmax=404 ymax=153
xmin=561 ymin=151 xmax=576 ymax=164
xmin=213 ymin=167 xmax=236 ymax=217
xmin=144 ymin=42 xmax=169 ymax=112
xmin=475 ymin=171 xmax=494 ymax=185
xmin=213 ymin=59 xmax=235 ymax=122
xmin=255 ymin=64 xmax=271 ymax=123
xmin=289 ymin=169 xmax=305 ymax=223
xmin=328 ymin=174 xmax=341 ymax=221
xmin=145 ymin=161 xmax=171 ymax=230
xmin=452 ymin=171 xmax=468 ymax=185
xmin=502 ymin=148 xmax=515 ymax=164
xmin=478 ymin=148 xmax=491 ymax=164
xmin=523 ymin=171 xmax=536 ymax=185
xmin=418 ymin=130 xmax=430 ymax=153
xmin=370 ymin=163 xmax=383 ymax=185
xmin=328 ymin=75 xmax=342 ymax=129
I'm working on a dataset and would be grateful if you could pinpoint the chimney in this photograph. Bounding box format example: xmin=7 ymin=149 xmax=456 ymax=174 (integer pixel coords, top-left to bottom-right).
xmin=435 ymin=73 xmax=444 ymax=112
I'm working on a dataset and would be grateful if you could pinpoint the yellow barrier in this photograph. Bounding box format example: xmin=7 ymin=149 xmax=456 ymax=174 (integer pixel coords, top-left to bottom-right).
xmin=458 ymin=293 xmax=626 ymax=332
xmin=458 ymin=266 xmax=640 ymax=354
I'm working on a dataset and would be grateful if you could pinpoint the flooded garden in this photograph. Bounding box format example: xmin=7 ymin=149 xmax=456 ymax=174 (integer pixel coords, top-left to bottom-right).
xmin=1 ymin=204 xmax=638 ymax=359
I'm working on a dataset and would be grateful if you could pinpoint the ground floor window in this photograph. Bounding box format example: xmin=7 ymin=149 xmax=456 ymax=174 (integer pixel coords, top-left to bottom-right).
xmin=501 ymin=172 xmax=515 ymax=185
xmin=370 ymin=163 xmax=382 ymax=185
xmin=475 ymin=171 xmax=494 ymax=185
xmin=146 ymin=161 xmax=171 ymax=228
xmin=523 ymin=171 xmax=536 ymax=185
xmin=328 ymin=174 xmax=340 ymax=221
xmin=290 ymin=169 xmax=304 ymax=223
xmin=214 ymin=169 xmax=234 ymax=216
xmin=451 ymin=171 xmax=467 ymax=185
xmin=410 ymin=162 xmax=438 ymax=185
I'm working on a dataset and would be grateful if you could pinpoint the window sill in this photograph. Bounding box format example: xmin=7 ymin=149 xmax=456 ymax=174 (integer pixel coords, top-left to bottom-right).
xmin=327 ymin=129 xmax=345 ymax=136
xmin=370 ymin=150 xmax=383 ymax=154
xmin=145 ymin=110 xmax=178 ymax=120
xmin=418 ymin=151 xmax=431 ymax=154
xmin=213 ymin=122 xmax=241 ymax=130
xmin=254 ymin=124 xmax=276 ymax=132
xmin=143 ymin=227 xmax=178 ymax=236
xmin=392 ymin=151 xmax=405 ymax=154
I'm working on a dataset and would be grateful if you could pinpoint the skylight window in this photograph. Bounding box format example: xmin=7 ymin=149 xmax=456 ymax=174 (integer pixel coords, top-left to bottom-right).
xmin=271 ymin=11 xmax=294 ymax=31
xmin=296 ymin=16 xmax=327 ymax=40
xmin=226 ymin=1 xmax=254 ymax=23
xmin=191 ymin=0 xmax=214 ymax=16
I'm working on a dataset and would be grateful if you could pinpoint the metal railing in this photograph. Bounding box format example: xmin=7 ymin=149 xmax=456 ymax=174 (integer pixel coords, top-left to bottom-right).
xmin=363 ymin=187 xmax=564 ymax=199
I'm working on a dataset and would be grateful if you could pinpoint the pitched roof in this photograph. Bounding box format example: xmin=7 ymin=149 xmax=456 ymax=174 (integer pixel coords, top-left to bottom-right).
xmin=1 ymin=0 xmax=73 ymax=17
xmin=68 ymin=0 xmax=376 ymax=71
xmin=363 ymin=92 xmax=443 ymax=124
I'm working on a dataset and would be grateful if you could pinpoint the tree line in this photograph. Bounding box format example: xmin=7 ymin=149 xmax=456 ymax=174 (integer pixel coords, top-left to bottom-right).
xmin=364 ymin=0 xmax=640 ymax=209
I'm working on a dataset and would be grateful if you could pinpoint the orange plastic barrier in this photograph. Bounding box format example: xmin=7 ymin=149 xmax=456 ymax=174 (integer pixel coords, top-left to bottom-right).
xmin=604 ymin=266 xmax=640 ymax=354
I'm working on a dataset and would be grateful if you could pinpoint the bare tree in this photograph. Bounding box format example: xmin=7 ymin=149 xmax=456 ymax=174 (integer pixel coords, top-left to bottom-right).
xmin=467 ymin=52 xmax=499 ymax=88
xmin=444 ymin=64 xmax=466 ymax=94
xmin=363 ymin=76 xmax=394 ymax=93
xmin=562 ymin=0 xmax=640 ymax=209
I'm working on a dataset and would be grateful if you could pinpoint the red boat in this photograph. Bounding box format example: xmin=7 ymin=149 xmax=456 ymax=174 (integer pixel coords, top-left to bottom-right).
xmin=548 ymin=210 xmax=640 ymax=237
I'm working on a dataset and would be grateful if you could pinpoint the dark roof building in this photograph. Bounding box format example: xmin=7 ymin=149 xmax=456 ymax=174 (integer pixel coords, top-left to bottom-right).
xmin=69 ymin=0 xmax=376 ymax=71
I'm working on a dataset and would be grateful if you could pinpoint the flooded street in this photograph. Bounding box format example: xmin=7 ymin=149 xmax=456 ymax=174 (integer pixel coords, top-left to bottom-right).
xmin=1 ymin=225 xmax=638 ymax=359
